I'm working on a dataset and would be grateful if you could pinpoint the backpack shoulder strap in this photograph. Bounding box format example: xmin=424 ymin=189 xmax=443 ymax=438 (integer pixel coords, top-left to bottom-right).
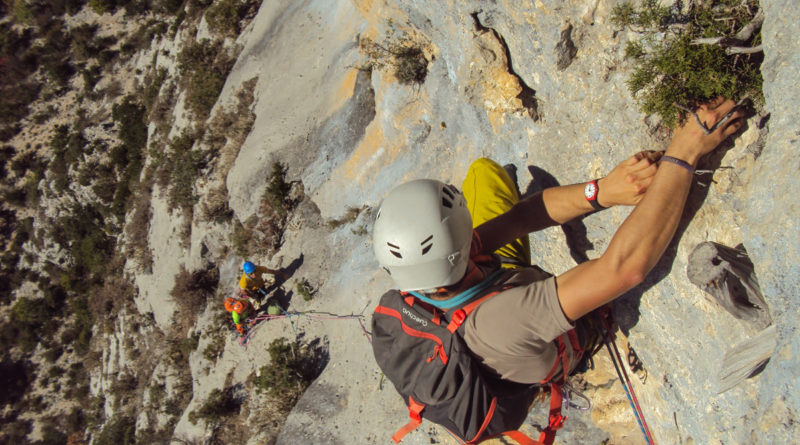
xmin=445 ymin=288 xmax=502 ymax=334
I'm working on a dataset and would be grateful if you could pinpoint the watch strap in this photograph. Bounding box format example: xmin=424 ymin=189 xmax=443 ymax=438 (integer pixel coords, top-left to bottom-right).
xmin=586 ymin=179 xmax=606 ymax=211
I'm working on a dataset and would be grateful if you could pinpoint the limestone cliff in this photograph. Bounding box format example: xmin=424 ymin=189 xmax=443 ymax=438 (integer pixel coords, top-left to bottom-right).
xmin=1 ymin=0 xmax=797 ymax=444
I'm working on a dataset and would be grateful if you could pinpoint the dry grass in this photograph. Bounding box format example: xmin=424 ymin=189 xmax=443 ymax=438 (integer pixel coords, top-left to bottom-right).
xmin=201 ymin=183 xmax=233 ymax=223
xmin=170 ymin=264 xmax=220 ymax=334
xmin=125 ymin=171 xmax=155 ymax=270
xmin=205 ymin=77 xmax=258 ymax=182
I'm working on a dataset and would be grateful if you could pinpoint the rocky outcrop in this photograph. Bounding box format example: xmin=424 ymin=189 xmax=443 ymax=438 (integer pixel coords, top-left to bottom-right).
xmin=107 ymin=0 xmax=797 ymax=443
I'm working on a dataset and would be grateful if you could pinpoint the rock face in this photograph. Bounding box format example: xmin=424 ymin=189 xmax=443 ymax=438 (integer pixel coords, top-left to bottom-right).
xmin=168 ymin=0 xmax=798 ymax=443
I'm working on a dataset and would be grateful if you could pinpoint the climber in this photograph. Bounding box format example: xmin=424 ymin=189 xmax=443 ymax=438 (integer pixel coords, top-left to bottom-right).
xmin=225 ymin=296 xmax=253 ymax=335
xmin=371 ymin=97 xmax=744 ymax=431
xmin=237 ymin=260 xmax=289 ymax=301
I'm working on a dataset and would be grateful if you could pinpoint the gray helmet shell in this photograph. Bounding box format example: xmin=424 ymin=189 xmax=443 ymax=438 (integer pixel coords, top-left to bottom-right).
xmin=373 ymin=179 xmax=472 ymax=291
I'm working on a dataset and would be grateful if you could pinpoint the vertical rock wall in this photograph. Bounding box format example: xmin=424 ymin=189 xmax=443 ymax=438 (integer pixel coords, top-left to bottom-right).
xmin=220 ymin=0 xmax=799 ymax=443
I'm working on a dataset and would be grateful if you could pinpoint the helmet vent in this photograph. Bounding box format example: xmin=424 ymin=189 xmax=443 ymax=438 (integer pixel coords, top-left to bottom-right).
xmin=442 ymin=187 xmax=455 ymax=200
xmin=387 ymin=242 xmax=402 ymax=258
xmin=442 ymin=197 xmax=452 ymax=208
xmin=383 ymin=267 xmax=391 ymax=276
xmin=420 ymin=235 xmax=433 ymax=255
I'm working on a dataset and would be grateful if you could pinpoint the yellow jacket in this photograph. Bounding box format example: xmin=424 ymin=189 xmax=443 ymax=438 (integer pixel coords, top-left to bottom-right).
xmin=239 ymin=265 xmax=274 ymax=291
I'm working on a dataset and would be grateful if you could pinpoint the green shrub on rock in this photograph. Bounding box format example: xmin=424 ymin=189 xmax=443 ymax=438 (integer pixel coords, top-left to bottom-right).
xmin=612 ymin=0 xmax=763 ymax=127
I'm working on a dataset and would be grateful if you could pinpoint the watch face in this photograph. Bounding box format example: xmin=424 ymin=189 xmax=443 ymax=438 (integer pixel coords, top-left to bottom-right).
xmin=584 ymin=182 xmax=597 ymax=200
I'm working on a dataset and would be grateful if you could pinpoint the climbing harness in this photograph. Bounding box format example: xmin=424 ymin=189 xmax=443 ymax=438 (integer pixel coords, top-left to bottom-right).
xmin=562 ymin=381 xmax=591 ymax=412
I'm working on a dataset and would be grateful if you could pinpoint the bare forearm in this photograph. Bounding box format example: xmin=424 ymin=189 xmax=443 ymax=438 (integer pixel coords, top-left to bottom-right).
xmin=542 ymin=183 xmax=595 ymax=224
xmin=476 ymin=185 xmax=588 ymax=253
xmin=603 ymin=161 xmax=692 ymax=280
xmin=556 ymin=163 xmax=692 ymax=319
xmin=555 ymin=97 xmax=745 ymax=321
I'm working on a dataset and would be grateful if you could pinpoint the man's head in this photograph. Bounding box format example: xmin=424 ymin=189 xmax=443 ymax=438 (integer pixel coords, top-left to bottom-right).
xmin=373 ymin=179 xmax=473 ymax=291
xmin=243 ymin=261 xmax=256 ymax=276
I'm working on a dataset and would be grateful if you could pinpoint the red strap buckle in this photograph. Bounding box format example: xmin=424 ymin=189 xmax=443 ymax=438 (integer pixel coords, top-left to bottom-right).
xmin=548 ymin=413 xmax=566 ymax=430
xmin=451 ymin=309 xmax=466 ymax=326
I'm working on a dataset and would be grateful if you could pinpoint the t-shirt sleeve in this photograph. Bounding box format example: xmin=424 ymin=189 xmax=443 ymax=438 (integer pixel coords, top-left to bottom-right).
xmin=462 ymin=274 xmax=576 ymax=383
xmin=239 ymin=274 xmax=248 ymax=289
xmin=466 ymin=275 xmax=573 ymax=348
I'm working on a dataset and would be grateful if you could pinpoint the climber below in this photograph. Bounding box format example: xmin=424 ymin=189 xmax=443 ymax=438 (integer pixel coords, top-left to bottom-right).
xmin=237 ymin=260 xmax=289 ymax=301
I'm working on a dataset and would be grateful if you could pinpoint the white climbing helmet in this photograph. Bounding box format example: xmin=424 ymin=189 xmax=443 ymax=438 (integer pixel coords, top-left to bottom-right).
xmin=373 ymin=179 xmax=473 ymax=291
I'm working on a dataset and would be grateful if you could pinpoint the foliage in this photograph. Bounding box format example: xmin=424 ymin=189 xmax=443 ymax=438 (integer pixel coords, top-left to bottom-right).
xmin=295 ymin=278 xmax=313 ymax=302
xmin=94 ymin=414 xmax=135 ymax=445
xmin=205 ymin=0 xmax=260 ymax=37
xmin=111 ymin=95 xmax=148 ymax=218
xmin=326 ymin=206 xmax=362 ymax=229
xmin=52 ymin=203 xmax=115 ymax=286
xmin=201 ymin=184 xmax=234 ymax=223
xmin=167 ymin=331 xmax=200 ymax=366
xmin=188 ymin=387 xmax=238 ymax=425
xmin=253 ymin=337 xmax=325 ymax=408
xmin=143 ymin=66 xmax=168 ymax=112
xmin=612 ymin=0 xmax=763 ymax=126
xmin=177 ymin=38 xmax=237 ymax=120
xmin=264 ymin=161 xmax=291 ymax=216
xmin=0 ymin=22 xmax=41 ymax=141
xmin=170 ymin=265 xmax=220 ymax=315
xmin=0 ymin=358 xmax=37 ymax=408
xmin=162 ymin=131 xmax=204 ymax=210
xmin=121 ymin=19 xmax=169 ymax=55
xmin=359 ymin=32 xmax=429 ymax=85
xmin=203 ymin=331 xmax=226 ymax=362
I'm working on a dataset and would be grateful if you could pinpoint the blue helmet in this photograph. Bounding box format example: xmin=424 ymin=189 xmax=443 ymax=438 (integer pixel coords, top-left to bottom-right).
xmin=243 ymin=261 xmax=256 ymax=274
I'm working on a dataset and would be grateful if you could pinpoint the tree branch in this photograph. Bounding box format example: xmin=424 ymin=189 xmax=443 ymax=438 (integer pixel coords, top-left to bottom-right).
xmin=673 ymin=94 xmax=751 ymax=135
xmin=726 ymin=44 xmax=763 ymax=55
xmin=691 ymin=8 xmax=763 ymax=48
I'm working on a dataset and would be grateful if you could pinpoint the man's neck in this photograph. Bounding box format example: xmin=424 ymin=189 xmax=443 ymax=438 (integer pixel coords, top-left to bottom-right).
xmin=430 ymin=261 xmax=484 ymax=300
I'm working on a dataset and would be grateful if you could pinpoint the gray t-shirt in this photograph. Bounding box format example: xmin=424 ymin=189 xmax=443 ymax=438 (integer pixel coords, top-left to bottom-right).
xmin=463 ymin=267 xmax=577 ymax=384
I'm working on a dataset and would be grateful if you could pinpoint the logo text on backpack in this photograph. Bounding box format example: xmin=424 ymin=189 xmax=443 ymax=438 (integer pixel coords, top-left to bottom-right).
xmin=402 ymin=308 xmax=428 ymax=327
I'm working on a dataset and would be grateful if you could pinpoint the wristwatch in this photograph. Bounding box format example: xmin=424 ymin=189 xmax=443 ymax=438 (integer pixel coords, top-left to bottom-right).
xmin=584 ymin=180 xmax=606 ymax=211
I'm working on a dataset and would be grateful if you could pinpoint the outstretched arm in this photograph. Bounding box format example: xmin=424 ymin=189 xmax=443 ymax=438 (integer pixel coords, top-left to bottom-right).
xmin=555 ymin=98 xmax=745 ymax=321
xmin=475 ymin=151 xmax=660 ymax=254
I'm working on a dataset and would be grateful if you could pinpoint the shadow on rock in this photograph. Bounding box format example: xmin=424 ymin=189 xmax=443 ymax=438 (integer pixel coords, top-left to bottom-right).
xmin=263 ymin=254 xmax=304 ymax=298
xmin=614 ymin=126 xmax=747 ymax=334
xmin=524 ymin=165 xmax=593 ymax=265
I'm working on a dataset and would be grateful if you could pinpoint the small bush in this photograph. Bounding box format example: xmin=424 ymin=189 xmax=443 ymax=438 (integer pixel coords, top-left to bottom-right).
xmin=612 ymin=0 xmax=763 ymax=126
xmin=205 ymin=0 xmax=239 ymax=36
xmin=295 ymin=278 xmax=314 ymax=302
xmin=188 ymin=387 xmax=238 ymax=425
xmin=326 ymin=206 xmax=362 ymax=229
xmin=163 ymin=131 xmax=203 ymax=211
xmin=178 ymin=38 xmax=236 ymax=120
xmin=359 ymin=32 xmax=429 ymax=85
xmin=10 ymin=150 xmax=46 ymax=177
xmin=201 ymin=184 xmax=233 ymax=223
xmin=143 ymin=66 xmax=168 ymax=112
xmin=110 ymin=95 xmax=148 ymax=218
xmin=203 ymin=332 xmax=226 ymax=362
xmin=94 ymin=414 xmax=135 ymax=445
xmin=167 ymin=332 xmax=200 ymax=365
xmin=264 ymin=161 xmax=291 ymax=216
xmin=253 ymin=337 xmax=325 ymax=409
xmin=170 ymin=265 xmax=220 ymax=315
